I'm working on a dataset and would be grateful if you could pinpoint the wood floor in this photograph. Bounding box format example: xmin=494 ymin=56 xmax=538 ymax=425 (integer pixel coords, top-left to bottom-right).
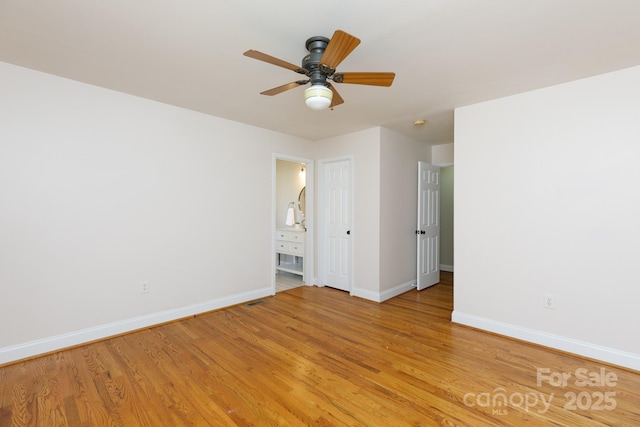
xmin=1 ymin=272 xmax=639 ymax=426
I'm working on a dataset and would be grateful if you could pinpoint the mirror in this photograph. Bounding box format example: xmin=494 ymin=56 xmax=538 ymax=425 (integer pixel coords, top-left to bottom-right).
xmin=297 ymin=186 xmax=306 ymax=217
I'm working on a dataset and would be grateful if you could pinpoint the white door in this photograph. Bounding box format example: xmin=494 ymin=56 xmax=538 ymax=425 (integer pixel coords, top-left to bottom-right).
xmin=320 ymin=159 xmax=351 ymax=292
xmin=417 ymin=161 xmax=440 ymax=290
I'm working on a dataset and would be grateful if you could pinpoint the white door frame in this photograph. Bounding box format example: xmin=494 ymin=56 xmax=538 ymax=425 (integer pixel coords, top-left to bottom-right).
xmin=317 ymin=155 xmax=354 ymax=293
xmin=272 ymin=153 xmax=314 ymax=293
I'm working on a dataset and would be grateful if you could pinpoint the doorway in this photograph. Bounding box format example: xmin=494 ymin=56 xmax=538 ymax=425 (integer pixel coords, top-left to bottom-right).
xmin=273 ymin=155 xmax=314 ymax=293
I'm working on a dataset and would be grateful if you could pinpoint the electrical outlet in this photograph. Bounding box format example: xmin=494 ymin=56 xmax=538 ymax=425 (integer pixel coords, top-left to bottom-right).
xmin=543 ymin=293 xmax=555 ymax=309
xmin=140 ymin=281 xmax=150 ymax=294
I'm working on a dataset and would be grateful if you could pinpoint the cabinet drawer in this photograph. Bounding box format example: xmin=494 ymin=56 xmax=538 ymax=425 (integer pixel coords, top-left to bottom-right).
xmin=276 ymin=231 xmax=290 ymax=240
xmin=288 ymin=232 xmax=304 ymax=243
xmin=276 ymin=241 xmax=304 ymax=255
xmin=276 ymin=230 xmax=305 ymax=243
xmin=288 ymin=242 xmax=304 ymax=255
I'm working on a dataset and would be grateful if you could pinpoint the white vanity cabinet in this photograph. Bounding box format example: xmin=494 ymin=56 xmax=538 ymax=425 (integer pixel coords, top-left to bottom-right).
xmin=275 ymin=229 xmax=305 ymax=278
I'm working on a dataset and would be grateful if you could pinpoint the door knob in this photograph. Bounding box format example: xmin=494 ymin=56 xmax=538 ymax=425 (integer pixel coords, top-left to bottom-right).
xmin=346 ymin=230 xmax=351 ymax=235
xmin=421 ymin=230 xmax=426 ymax=234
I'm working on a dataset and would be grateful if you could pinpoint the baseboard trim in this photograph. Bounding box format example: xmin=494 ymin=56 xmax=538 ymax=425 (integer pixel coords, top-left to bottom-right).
xmin=440 ymin=264 xmax=454 ymax=272
xmin=0 ymin=287 xmax=273 ymax=366
xmin=352 ymin=280 xmax=415 ymax=303
xmin=452 ymin=311 xmax=640 ymax=371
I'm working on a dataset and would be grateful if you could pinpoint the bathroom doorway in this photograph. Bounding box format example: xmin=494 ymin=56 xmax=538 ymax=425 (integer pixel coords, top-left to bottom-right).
xmin=273 ymin=155 xmax=314 ymax=293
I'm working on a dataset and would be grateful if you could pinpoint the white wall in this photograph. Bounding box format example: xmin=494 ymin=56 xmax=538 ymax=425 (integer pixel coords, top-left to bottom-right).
xmin=0 ymin=62 xmax=312 ymax=363
xmin=453 ymin=65 xmax=640 ymax=370
xmin=379 ymin=128 xmax=431 ymax=298
xmin=431 ymin=143 xmax=454 ymax=165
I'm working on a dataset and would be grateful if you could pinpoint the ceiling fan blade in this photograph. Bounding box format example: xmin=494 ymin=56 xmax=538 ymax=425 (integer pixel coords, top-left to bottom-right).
xmin=328 ymin=83 xmax=344 ymax=108
xmin=260 ymin=80 xmax=308 ymax=96
xmin=320 ymin=30 xmax=361 ymax=70
xmin=333 ymin=72 xmax=395 ymax=87
xmin=243 ymin=50 xmax=307 ymax=74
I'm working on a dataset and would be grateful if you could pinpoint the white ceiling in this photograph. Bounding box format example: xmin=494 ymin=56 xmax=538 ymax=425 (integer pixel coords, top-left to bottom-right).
xmin=2 ymin=0 xmax=640 ymax=145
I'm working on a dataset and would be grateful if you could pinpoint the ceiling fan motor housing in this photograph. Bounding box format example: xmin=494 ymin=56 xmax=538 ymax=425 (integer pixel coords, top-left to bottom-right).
xmin=303 ymin=36 xmax=331 ymax=85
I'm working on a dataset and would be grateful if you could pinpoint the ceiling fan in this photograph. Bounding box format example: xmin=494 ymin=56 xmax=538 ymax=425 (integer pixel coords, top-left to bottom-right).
xmin=243 ymin=30 xmax=395 ymax=110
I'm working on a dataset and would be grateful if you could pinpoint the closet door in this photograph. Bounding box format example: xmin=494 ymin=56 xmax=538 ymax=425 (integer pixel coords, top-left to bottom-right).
xmin=319 ymin=158 xmax=352 ymax=292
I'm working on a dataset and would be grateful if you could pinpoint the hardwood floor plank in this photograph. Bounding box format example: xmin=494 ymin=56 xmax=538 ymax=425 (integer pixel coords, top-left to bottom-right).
xmin=1 ymin=272 xmax=639 ymax=426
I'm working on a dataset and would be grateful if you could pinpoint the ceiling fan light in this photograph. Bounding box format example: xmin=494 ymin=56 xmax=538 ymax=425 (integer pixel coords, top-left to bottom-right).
xmin=304 ymin=84 xmax=333 ymax=110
